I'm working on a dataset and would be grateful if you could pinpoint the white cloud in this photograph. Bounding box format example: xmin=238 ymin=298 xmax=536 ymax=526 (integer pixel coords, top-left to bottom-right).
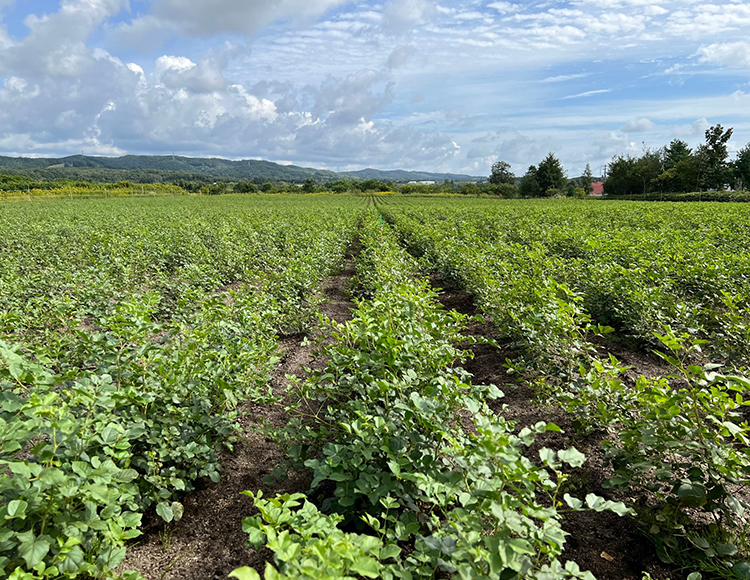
xmin=562 ymin=89 xmax=611 ymax=99
xmin=382 ymin=0 xmax=433 ymax=33
xmin=0 ymin=0 xmax=127 ymax=76
xmin=387 ymin=45 xmax=417 ymax=69
xmin=621 ymin=117 xmax=656 ymax=132
xmin=114 ymin=0 xmax=349 ymax=45
xmin=540 ymin=73 xmax=590 ymax=83
xmin=487 ymin=2 xmax=518 ymax=14
xmin=697 ymin=41 xmax=750 ymax=68
xmin=1 ymin=0 xmax=750 ymax=175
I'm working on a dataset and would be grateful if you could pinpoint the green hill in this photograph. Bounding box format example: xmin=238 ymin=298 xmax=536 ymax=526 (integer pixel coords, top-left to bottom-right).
xmin=0 ymin=155 xmax=481 ymax=184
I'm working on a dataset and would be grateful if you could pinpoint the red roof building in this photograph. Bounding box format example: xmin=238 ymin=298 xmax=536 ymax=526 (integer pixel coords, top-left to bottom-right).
xmin=590 ymin=181 xmax=604 ymax=196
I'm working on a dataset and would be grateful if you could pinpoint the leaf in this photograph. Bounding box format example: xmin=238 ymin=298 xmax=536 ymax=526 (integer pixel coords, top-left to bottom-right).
xmin=563 ymin=494 xmax=583 ymax=509
xmin=559 ymin=447 xmax=586 ymax=468
xmin=350 ymin=556 xmax=380 ymax=578
xmin=380 ymin=543 xmax=401 ymax=561
xmin=156 ymin=502 xmax=174 ymax=523
xmin=733 ymin=562 xmax=750 ymax=580
xmin=171 ymin=502 xmax=184 ymax=522
xmin=716 ymin=543 xmax=738 ymax=557
xmin=19 ymin=536 xmax=51 ymax=568
xmin=538 ymin=447 xmax=556 ymax=465
xmin=6 ymin=499 xmax=28 ymax=519
xmin=228 ymin=567 xmax=261 ymax=580
xmin=686 ymin=573 xmax=702 ymax=580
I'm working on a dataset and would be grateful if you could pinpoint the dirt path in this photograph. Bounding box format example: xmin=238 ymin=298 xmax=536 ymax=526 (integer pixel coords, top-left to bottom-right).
xmin=120 ymin=254 xmax=356 ymax=580
xmin=434 ymin=278 xmax=678 ymax=580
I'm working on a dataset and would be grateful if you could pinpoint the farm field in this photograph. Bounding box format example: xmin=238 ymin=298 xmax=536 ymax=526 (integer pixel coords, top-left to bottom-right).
xmin=2 ymin=195 xmax=750 ymax=580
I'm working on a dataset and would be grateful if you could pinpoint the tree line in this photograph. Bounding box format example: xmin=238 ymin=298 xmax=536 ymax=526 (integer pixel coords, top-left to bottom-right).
xmin=604 ymin=124 xmax=750 ymax=196
xmin=486 ymin=154 xmax=595 ymax=198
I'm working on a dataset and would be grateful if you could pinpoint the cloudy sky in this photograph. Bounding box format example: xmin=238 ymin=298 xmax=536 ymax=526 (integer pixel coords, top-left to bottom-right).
xmin=1 ymin=0 xmax=749 ymax=177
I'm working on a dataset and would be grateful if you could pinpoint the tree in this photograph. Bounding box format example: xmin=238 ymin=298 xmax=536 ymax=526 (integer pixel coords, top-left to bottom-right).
xmin=328 ymin=179 xmax=352 ymax=193
xmin=698 ymin=124 xmax=733 ymax=190
xmin=734 ymin=143 xmax=750 ymax=191
xmin=604 ymin=155 xmax=639 ymax=196
xmin=302 ymin=177 xmax=316 ymax=193
xmin=489 ymin=160 xmax=515 ymax=185
xmin=460 ymin=182 xmax=480 ymax=195
xmin=654 ymin=140 xmax=695 ymax=193
xmin=519 ymin=165 xmax=541 ymax=198
xmin=582 ymin=163 xmax=594 ymax=195
xmin=235 ymin=181 xmax=258 ymax=193
xmin=536 ymin=153 xmax=566 ymax=194
xmin=663 ymin=139 xmax=692 ymax=170
xmin=635 ymin=149 xmax=663 ymax=194
xmin=490 ymin=183 xmax=520 ymax=198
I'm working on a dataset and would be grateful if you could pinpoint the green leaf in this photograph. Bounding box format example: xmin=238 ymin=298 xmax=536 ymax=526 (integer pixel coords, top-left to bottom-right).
xmin=559 ymin=447 xmax=586 ymax=468
xmin=686 ymin=573 xmax=702 ymax=580
xmin=19 ymin=536 xmax=51 ymax=568
xmin=380 ymin=543 xmax=401 ymax=560
xmin=563 ymin=494 xmax=583 ymax=509
xmin=156 ymin=502 xmax=174 ymax=523
xmin=716 ymin=543 xmax=738 ymax=557
xmin=733 ymin=561 xmax=750 ymax=580
xmin=6 ymin=499 xmax=28 ymax=519
xmin=350 ymin=556 xmax=380 ymax=578
xmin=229 ymin=567 xmax=261 ymax=580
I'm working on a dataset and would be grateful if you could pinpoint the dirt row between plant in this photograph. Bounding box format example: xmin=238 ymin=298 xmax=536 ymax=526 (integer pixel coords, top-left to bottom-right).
xmin=434 ymin=278 xmax=680 ymax=580
xmin=120 ymin=252 xmax=357 ymax=580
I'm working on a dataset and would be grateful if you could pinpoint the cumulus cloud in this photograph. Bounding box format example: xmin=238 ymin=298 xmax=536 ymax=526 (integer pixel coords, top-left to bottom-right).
xmin=113 ymin=0 xmax=349 ymax=45
xmin=382 ymin=0 xmax=433 ymax=33
xmin=621 ymin=117 xmax=656 ymax=133
xmin=0 ymin=31 xmax=457 ymax=169
xmin=387 ymin=45 xmax=417 ymax=69
xmin=697 ymin=41 xmax=750 ymax=68
xmin=0 ymin=0 xmax=127 ymax=76
xmin=1 ymin=0 xmax=750 ymax=175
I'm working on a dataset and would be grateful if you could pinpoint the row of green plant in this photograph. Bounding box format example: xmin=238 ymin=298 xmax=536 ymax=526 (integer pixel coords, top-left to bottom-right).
xmin=0 ymin=182 xmax=187 ymax=198
xmin=232 ymin=214 xmax=631 ymax=580
xmin=378 ymin=197 xmax=750 ymax=577
xmin=379 ymin=198 xmax=750 ymax=365
xmin=547 ymin=331 xmax=750 ymax=579
xmin=0 ymin=196 xmax=364 ymax=578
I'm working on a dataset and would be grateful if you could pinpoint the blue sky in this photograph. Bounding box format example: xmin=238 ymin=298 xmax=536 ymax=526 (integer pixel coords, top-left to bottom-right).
xmin=1 ymin=0 xmax=749 ymax=177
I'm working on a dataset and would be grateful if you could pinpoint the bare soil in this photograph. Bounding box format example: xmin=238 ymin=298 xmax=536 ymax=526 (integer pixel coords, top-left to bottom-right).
xmin=435 ymin=284 xmax=681 ymax=580
xmin=120 ymin=257 xmax=356 ymax=580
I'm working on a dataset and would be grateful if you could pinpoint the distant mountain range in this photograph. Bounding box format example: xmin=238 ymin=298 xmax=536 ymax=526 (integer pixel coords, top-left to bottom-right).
xmin=0 ymin=154 xmax=482 ymax=183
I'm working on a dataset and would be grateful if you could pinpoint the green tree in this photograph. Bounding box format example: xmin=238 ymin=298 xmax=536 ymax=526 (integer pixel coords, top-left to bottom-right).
xmin=663 ymin=139 xmax=692 ymax=170
xmin=734 ymin=143 xmax=750 ymax=191
xmin=536 ymin=153 xmax=566 ymax=194
xmin=489 ymin=160 xmax=515 ymax=185
xmin=604 ymin=155 xmax=639 ymax=196
xmin=698 ymin=124 xmax=733 ymax=190
xmin=489 ymin=183 xmax=520 ymax=198
xmin=235 ymin=181 xmax=258 ymax=193
xmin=519 ymin=165 xmax=541 ymax=198
xmin=460 ymin=182 xmax=480 ymax=195
xmin=582 ymin=163 xmax=594 ymax=194
xmin=654 ymin=140 xmax=695 ymax=193
xmin=302 ymin=178 xmax=316 ymax=193
xmin=328 ymin=179 xmax=352 ymax=193
xmin=635 ymin=149 xmax=663 ymax=194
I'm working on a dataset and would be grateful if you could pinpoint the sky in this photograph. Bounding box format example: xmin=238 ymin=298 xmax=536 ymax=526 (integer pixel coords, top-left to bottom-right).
xmin=1 ymin=1 xmax=750 ymax=177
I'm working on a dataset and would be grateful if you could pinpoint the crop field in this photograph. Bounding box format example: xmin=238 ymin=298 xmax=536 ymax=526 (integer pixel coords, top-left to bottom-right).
xmin=2 ymin=195 xmax=750 ymax=580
